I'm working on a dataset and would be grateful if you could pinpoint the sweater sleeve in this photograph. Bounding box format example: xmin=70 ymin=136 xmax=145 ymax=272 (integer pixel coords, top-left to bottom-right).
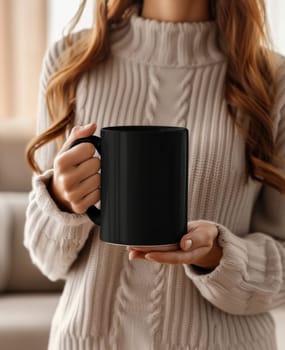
xmin=24 ymin=36 xmax=95 ymax=282
xmin=183 ymin=61 xmax=285 ymax=316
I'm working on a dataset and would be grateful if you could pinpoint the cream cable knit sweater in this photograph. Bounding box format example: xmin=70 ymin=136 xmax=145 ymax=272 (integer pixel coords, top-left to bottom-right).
xmin=24 ymin=11 xmax=285 ymax=350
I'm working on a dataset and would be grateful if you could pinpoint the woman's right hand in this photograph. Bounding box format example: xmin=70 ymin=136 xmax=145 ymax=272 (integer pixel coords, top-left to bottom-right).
xmin=49 ymin=123 xmax=101 ymax=214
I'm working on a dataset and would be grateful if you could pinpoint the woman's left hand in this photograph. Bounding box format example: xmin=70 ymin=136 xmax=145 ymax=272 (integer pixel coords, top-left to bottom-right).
xmin=127 ymin=221 xmax=223 ymax=270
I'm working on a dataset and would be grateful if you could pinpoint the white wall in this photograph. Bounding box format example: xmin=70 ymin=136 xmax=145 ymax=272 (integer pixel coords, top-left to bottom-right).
xmin=47 ymin=0 xmax=93 ymax=45
xmin=266 ymin=0 xmax=285 ymax=55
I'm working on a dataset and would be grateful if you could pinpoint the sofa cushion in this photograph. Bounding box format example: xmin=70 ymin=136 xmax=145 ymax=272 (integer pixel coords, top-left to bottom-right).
xmin=0 ymin=293 xmax=59 ymax=350
xmin=0 ymin=132 xmax=32 ymax=192
xmin=0 ymin=192 xmax=64 ymax=292
xmin=0 ymin=198 xmax=11 ymax=290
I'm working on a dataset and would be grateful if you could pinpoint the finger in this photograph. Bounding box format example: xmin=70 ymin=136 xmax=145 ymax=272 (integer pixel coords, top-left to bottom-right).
xmin=60 ymin=142 xmax=96 ymax=169
xmin=145 ymin=250 xmax=192 ymax=264
xmin=127 ymin=244 xmax=179 ymax=253
xmin=128 ymin=250 xmax=146 ymax=260
xmin=66 ymin=173 xmax=100 ymax=203
xmin=60 ymin=123 xmax=97 ymax=154
xmin=71 ymin=188 xmax=101 ymax=214
xmin=145 ymin=246 xmax=211 ymax=265
xmin=180 ymin=225 xmax=217 ymax=252
xmin=187 ymin=220 xmax=199 ymax=232
xmin=178 ymin=221 xmax=199 ymax=250
xmin=180 ymin=231 xmax=207 ymax=252
xmin=76 ymin=157 xmax=101 ymax=182
xmin=78 ymin=173 xmax=101 ymax=198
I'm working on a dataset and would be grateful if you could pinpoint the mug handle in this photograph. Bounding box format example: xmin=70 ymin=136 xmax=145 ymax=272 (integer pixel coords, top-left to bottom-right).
xmin=70 ymin=136 xmax=102 ymax=225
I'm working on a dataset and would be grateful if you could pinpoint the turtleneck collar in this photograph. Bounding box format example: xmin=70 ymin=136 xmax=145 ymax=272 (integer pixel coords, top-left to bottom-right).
xmin=110 ymin=11 xmax=226 ymax=68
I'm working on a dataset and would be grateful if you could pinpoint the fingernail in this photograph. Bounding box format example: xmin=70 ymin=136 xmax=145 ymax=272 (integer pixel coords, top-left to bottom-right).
xmin=184 ymin=239 xmax=193 ymax=251
xmin=128 ymin=251 xmax=134 ymax=260
xmin=71 ymin=126 xmax=80 ymax=133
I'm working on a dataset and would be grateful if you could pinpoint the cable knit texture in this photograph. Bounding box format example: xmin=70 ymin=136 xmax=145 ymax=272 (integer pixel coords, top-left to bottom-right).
xmin=24 ymin=11 xmax=285 ymax=350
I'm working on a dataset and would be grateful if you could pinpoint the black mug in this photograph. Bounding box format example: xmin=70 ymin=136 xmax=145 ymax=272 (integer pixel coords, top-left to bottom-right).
xmin=71 ymin=125 xmax=188 ymax=246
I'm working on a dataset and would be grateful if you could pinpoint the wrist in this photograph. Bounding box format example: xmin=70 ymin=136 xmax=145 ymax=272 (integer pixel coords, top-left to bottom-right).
xmin=47 ymin=176 xmax=74 ymax=213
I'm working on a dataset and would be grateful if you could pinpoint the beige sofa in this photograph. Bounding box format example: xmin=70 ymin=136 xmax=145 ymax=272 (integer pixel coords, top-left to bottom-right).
xmin=0 ymin=134 xmax=63 ymax=350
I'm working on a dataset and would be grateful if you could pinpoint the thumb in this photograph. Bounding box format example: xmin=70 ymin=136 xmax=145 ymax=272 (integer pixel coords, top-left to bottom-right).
xmin=61 ymin=123 xmax=97 ymax=153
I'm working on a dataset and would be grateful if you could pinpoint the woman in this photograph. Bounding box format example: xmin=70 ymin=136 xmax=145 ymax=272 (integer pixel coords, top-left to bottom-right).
xmin=25 ymin=0 xmax=285 ymax=349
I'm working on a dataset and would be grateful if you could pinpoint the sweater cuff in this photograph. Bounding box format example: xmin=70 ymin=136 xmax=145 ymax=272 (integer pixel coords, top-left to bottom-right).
xmin=33 ymin=169 xmax=92 ymax=227
xmin=184 ymin=221 xmax=247 ymax=279
xmin=183 ymin=222 xmax=249 ymax=313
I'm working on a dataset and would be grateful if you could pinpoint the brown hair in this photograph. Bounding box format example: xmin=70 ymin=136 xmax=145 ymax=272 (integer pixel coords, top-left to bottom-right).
xmin=26 ymin=0 xmax=285 ymax=192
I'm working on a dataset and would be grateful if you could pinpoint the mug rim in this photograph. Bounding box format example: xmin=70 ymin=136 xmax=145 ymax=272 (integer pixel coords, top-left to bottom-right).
xmin=102 ymin=125 xmax=187 ymax=133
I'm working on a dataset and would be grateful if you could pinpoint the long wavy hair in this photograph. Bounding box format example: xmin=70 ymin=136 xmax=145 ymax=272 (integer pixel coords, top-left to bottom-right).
xmin=26 ymin=0 xmax=285 ymax=192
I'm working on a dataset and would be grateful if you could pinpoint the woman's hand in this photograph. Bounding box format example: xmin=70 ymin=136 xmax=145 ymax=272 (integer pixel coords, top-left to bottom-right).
xmin=48 ymin=123 xmax=101 ymax=214
xmin=127 ymin=221 xmax=223 ymax=270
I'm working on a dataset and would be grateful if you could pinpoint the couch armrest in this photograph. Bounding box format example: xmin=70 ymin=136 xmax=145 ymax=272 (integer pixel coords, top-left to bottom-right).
xmin=0 ymin=192 xmax=64 ymax=293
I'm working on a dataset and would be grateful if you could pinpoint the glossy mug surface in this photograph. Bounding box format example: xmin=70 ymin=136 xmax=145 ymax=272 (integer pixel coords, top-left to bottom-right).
xmin=71 ymin=125 xmax=188 ymax=246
